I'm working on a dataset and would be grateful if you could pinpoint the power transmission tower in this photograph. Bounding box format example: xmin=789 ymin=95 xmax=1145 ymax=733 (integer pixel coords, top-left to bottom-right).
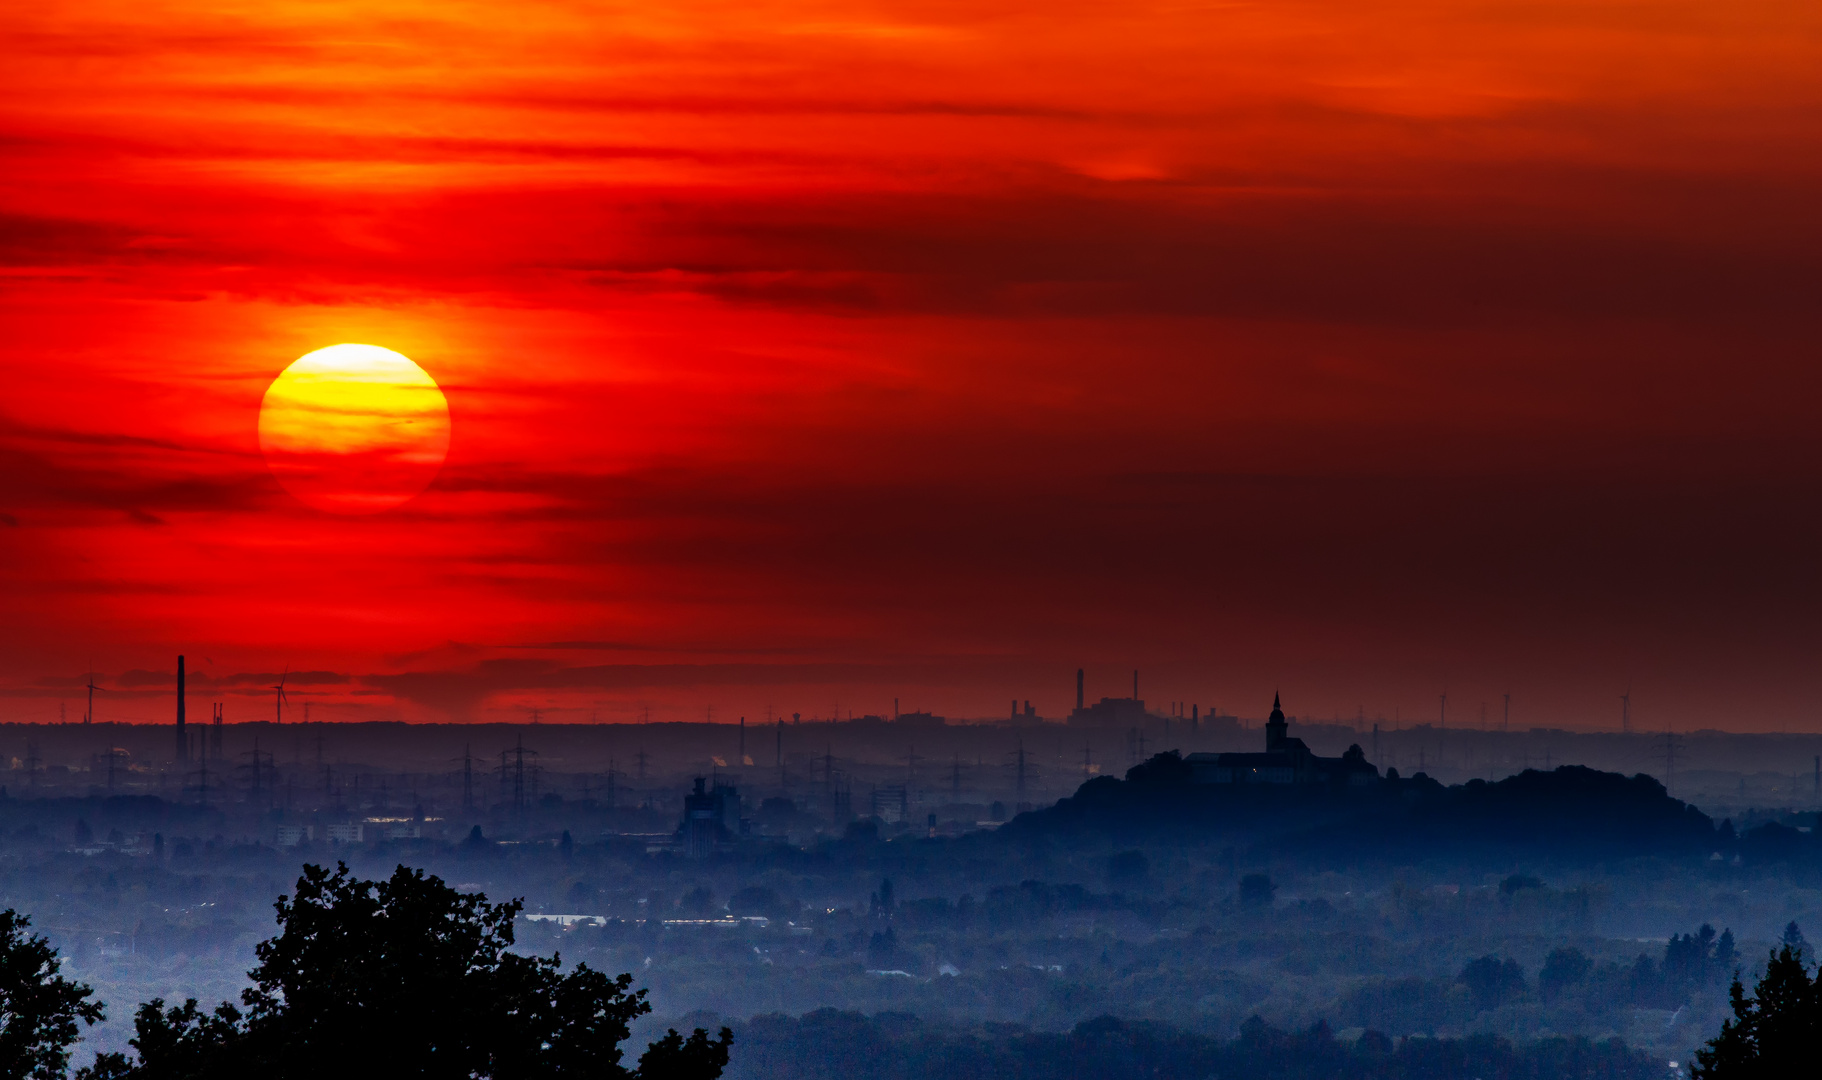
xmin=507 ymin=735 xmax=537 ymax=811
xmin=239 ymin=738 xmax=272 ymax=806
xmin=1007 ymin=738 xmax=1035 ymax=809
xmin=1017 ymin=740 xmax=1027 ymax=805
xmin=187 ymin=755 xmax=215 ymax=808
xmin=450 ymin=744 xmax=474 ymax=810
xmin=1659 ymin=729 xmax=1682 ymax=797
xmin=94 ymin=747 xmax=128 ymax=791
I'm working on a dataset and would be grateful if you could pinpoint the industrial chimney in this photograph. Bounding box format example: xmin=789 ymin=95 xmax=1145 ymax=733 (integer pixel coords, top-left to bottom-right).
xmin=175 ymin=655 xmax=188 ymax=764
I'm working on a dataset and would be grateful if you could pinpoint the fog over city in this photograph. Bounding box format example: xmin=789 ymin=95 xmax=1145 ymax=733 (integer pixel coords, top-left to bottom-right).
xmin=5 ymin=670 xmax=1822 ymax=1077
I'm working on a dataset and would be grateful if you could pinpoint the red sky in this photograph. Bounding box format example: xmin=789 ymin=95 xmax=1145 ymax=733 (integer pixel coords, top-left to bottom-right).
xmin=2 ymin=0 xmax=1820 ymax=730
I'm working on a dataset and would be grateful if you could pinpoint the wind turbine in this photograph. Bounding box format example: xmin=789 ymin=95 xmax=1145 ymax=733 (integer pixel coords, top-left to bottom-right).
xmin=84 ymin=671 xmax=99 ymax=725
xmin=272 ymin=668 xmax=289 ymax=725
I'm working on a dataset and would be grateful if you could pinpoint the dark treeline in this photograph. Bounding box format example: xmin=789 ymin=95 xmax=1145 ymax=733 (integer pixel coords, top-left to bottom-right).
xmin=1023 ymin=758 xmax=1720 ymax=862
xmin=727 ymin=1009 xmax=1660 ymax=1080
xmin=1 ymin=864 xmax=733 ymax=1080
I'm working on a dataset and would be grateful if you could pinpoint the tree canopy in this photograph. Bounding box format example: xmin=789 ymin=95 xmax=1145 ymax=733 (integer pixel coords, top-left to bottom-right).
xmin=0 ymin=909 xmax=105 ymax=1080
xmin=1693 ymin=944 xmax=1822 ymax=1078
xmin=82 ymin=863 xmax=730 ymax=1080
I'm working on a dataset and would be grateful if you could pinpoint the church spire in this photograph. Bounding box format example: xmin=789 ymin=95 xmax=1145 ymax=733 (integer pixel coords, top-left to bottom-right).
xmin=1266 ymin=692 xmax=1288 ymax=751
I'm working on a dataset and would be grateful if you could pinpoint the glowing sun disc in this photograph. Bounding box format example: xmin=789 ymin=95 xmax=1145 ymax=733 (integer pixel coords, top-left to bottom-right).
xmin=259 ymin=344 xmax=451 ymax=513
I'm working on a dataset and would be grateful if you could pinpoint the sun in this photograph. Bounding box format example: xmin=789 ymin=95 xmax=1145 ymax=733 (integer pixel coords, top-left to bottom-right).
xmin=258 ymin=344 xmax=451 ymax=514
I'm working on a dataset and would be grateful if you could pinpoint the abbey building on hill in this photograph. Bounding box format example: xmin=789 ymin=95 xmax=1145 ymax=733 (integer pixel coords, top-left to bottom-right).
xmin=1185 ymin=694 xmax=1379 ymax=786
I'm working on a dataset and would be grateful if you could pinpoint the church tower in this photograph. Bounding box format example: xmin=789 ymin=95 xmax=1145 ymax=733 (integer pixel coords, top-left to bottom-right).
xmin=1265 ymin=692 xmax=1287 ymax=752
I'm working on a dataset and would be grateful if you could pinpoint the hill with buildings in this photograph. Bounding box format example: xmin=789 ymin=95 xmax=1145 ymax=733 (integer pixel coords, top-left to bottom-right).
xmin=1009 ymin=754 xmax=1718 ymax=864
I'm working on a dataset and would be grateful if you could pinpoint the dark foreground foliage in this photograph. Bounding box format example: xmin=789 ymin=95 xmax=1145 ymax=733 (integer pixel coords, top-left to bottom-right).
xmin=0 ymin=909 xmax=106 ymax=1080
xmin=1693 ymin=943 xmax=1822 ymax=1078
xmin=71 ymin=863 xmax=730 ymax=1080
xmin=729 ymin=1008 xmax=1660 ymax=1080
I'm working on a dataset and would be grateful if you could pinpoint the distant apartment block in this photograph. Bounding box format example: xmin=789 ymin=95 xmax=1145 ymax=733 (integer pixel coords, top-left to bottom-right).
xmin=273 ymin=825 xmax=314 ymax=847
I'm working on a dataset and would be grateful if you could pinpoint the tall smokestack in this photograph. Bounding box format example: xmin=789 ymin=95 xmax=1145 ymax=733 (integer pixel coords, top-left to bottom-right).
xmin=1075 ymin=669 xmax=1084 ymax=712
xmin=175 ymin=655 xmax=188 ymax=764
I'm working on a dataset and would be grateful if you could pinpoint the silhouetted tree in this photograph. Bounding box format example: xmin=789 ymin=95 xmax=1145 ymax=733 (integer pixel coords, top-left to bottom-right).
xmin=90 ymin=863 xmax=730 ymax=1080
xmin=1664 ymin=924 xmax=1726 ymax=990
xmin=1694 ymin=945 xmax=1822 ymax=1078
xmin=1458 ymin=955 xmax=1526 ymax=1012
xmin=1538 ymin=947 xmax=1591 ymax=1001
xmin=1124 ymin=751 xmax=1192 ymax=786
xmin=637 ymin=1027 xmax=733 ymax=1080
xmin=0 ymin=909 xmax=106 ymax=1080
xmin=866 ymin=926 xmax=898 ymax=966
xmin=733 ymin=1009 xmax=1659 ymax=1080
xmin=1238 ymin=873 xmax=1275 ymax=908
